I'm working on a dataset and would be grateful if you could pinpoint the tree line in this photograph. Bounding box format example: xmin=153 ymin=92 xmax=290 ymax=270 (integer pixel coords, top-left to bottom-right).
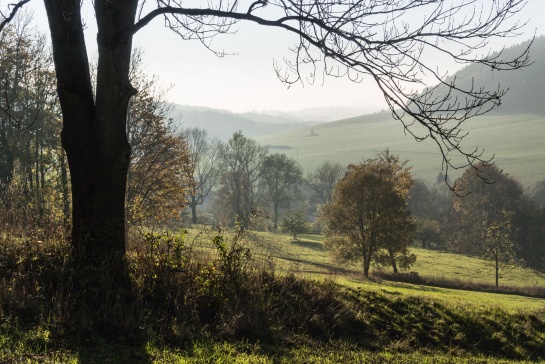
xmin=408 ymin=165 xmax=545 ymax=283
xmin=0 ymin=16 xmax=328 ymax=237
xmin=0 ymin=19 xmax=190 ymax=233
xmin=187 ymin=131 xmax=545 ymax=284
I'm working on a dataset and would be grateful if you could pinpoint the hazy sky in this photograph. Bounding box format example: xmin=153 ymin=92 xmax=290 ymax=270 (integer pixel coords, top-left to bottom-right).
xmin=27 ymin=0 xmax=545 ymax=114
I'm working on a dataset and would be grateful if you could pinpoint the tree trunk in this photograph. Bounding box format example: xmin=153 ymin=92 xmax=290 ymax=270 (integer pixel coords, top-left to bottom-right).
xmin=44 ymin=0 xmax=138 ymax=335
xmin=46 ymin=0 xmax=138 ymax=251
xmin=363 ymin=258 xmax=370 ymax=278
xmin=59 ymin=150 xmax=70 ymax=231
xmin=388 ymin=248 xmax=398 ymax=274
xmin=495 ymin=252 xmax=499 ymax=287
xmin=0 ymin=146 xmax=14 ymax=194
xmin=191 ymin=196 xmax=198 ymax=224
xmin=273 ymin=203 xmax=279 ymax=232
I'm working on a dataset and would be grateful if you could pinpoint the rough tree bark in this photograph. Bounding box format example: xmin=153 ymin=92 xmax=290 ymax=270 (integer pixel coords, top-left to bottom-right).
xmin=41 ymin=3 xmax=139 ymax=333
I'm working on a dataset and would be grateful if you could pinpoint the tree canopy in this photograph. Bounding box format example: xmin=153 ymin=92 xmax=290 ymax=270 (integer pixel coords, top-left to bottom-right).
xmin=322 ymin=151 xmax=415 ymax=277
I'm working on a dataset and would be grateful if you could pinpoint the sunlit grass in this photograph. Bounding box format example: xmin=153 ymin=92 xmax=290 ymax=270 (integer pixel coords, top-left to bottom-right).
xmin=3 ymin=332 xmax=540 ymax=363
xmin=164 ymin=228 xmax=545 ymax=316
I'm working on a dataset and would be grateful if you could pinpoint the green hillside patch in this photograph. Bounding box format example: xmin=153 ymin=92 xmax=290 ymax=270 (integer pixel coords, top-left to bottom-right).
xmin=248 ymin=232 xmax=545 ymax=286
xmin=239 ymin=232 xmax=545 ymax=312
xmin=256 ymin=113 xmax=545 ymax=185
xmin=411 ymin=248 xmax=545 ymax=289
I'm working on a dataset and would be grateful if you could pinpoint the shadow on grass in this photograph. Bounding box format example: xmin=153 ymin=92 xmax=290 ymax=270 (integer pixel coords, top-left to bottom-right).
xmin=280 ymin=255 xmax=359 ymax=276
xmin=290 ymin=239 xmax=324 ymax=251
xmin=76 ymin=342 xmax=151 ymax=364
xmin=374 ymin=270 xmax=545 ymax=298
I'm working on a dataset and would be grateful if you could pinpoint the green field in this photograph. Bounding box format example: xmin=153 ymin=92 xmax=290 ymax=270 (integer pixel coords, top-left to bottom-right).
xmin=256 ymin=112 xmax=545 ymax=185
xmin=182 ymin=229 xmax=545 ymax=313
xmin=3 ymin=229 xmax=545 ymax=363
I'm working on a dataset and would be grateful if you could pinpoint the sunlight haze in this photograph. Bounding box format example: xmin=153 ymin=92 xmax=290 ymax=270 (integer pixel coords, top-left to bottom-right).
xmin=28 ymin=0 xmax=544 ymax=115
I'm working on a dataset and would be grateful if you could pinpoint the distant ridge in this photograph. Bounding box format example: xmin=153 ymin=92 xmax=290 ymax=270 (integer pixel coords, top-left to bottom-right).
xmin=436 ymin=36 xmax=545 ymax=116
xmin=167 ymin=105 xmax=376 ymax=140
xmin=168 ymin=104 xmax=309 ymax=140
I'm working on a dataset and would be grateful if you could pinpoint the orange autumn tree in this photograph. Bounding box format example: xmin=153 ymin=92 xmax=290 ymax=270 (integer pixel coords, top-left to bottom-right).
xmin=125 ymin=51 xmax=190 ymax=227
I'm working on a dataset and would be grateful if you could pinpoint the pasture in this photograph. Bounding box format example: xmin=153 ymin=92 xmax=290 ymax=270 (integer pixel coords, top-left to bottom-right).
xmin=257 ymin=112 xmax=545 ymax=185
xmin=180 ymin=228 xmax=545 ymax=312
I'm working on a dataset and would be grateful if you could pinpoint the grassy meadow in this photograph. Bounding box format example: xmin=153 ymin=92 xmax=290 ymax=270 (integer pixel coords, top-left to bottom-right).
xmin=256 ymin=112 xmax=545 ymax=185
xmin=2 ymin=227 xmax=545 ymax=363
xmin=178 ymin=227 xmax=545 ymax=312
xmin=245 ymin=231 xmax=545 ymax=308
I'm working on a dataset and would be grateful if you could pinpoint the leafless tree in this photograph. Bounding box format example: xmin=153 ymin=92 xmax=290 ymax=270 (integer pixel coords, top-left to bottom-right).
xmin=261 ymin=153 xmax=303 ymax=231
xmin=181 ymin=127 xmax=221 ymax=224
xmin=307 ymin=161 xmax=345 ymax=205
xmin=216 ymin=131 xmax=268 ymax=230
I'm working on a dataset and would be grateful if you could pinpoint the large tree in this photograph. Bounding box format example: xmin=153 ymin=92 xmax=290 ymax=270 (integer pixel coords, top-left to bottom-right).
xmin=216 ymin=131 xmax=268 ymax=229
xmin=0 ymin=0 xmax=531 ymax=327
xmin=322 ymin=151 xmax=414 ymax=277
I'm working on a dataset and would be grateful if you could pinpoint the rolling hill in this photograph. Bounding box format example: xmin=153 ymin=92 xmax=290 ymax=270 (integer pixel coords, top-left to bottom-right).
xmin=257 ymin=112 xmax=545 ymax=185
xmin=169 ymin=38 xmax=545 ymax=185
xmin=257 ymin=38 xmax=545 ymax=185
xmin=169 ymin=104 xmax=310 ymax=140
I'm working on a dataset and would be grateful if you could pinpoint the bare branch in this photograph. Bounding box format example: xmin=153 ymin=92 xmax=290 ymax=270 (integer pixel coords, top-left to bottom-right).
xmin=0 ymin=0 xmax=32 ymax=33
xmin=134 ymin=0 xmax=530 ymax=190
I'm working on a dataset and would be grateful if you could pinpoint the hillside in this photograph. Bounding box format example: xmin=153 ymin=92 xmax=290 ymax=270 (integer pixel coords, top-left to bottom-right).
xmin=169 ymin=104 xmax=310 ymax=140
xmin=256 ymin=112 xmax=545 ymax=185
xmin=4 ymin=230 xmax=545 ymax=362
xmin=173 ymin=38 xmax=545 ymax=184
xmin=256 ymin=38 xmax=545 ymax=185
xmin=246 ymin=232 xmax=545 ymax=297
xmin=441 ymin=36 xmax=545 ymax=116
xmin=169 ymin=105 xmax=376 ymax=141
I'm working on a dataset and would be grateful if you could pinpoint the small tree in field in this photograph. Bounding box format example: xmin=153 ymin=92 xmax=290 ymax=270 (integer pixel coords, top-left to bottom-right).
xmin=482 ymin=210 xmax=515 ymax=287
xmin=322 ymin=151 xmax=415 ymax=277
xmin=282 ymin=209 xmax=309 ymax=239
